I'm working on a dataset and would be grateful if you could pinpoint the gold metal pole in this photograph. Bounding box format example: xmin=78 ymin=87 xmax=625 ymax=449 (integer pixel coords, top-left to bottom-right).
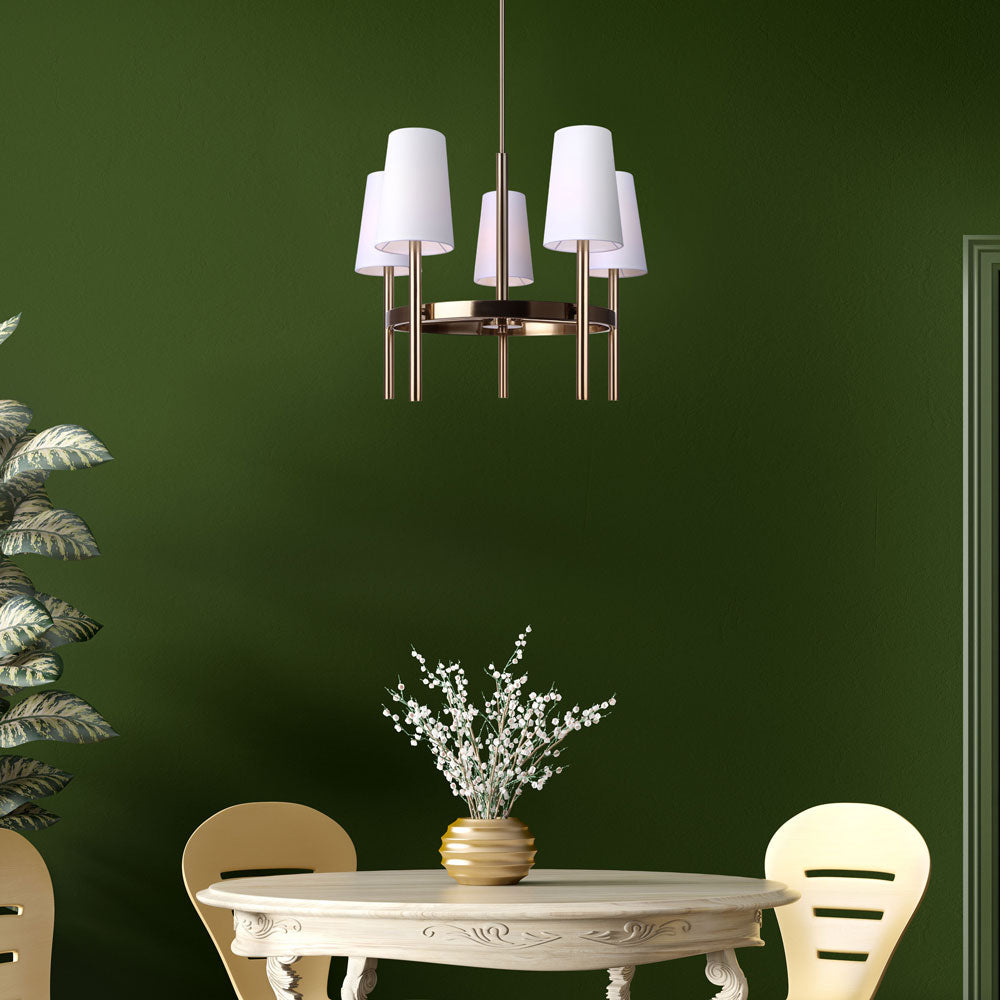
xmin=409 ymin=241 xmax=422 ymax=402
xmin=608 ymin=267 xmax=619 ymax=402
xmin=496 ymin=0 xmax=509 ymax=398
xmin=383 ymin=266 xmax=394 ymax=400
xmin=576 ymin=240 xmax=590 ymax=400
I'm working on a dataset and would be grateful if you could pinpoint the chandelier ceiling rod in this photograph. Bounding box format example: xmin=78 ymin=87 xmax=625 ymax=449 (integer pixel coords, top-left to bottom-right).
xmin=496 ymin=0 xmax=509 ymax=396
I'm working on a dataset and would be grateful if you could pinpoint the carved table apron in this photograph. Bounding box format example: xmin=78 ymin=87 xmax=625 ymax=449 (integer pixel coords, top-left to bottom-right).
xmin=196 ymin=868 xmax=799 ymax=1000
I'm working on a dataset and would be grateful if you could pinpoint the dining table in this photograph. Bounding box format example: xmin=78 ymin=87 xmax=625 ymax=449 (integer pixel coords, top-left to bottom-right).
xmin=197 ymin=868 xmax=799 ymax=1000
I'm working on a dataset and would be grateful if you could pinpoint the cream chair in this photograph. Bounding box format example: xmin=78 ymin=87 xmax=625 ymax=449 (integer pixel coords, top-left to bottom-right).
xmin=0 ymin=828 xmax=55 ymax=998
xmin=765 ymin=802 xmax=930 ymax=1000
xmin=182 ymin=801 xmax=357 ymax=1000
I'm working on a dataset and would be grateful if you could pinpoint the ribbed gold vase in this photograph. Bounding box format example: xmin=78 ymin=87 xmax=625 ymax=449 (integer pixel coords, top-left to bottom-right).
xmin=439 ymin=817 xmax=536 ymax=886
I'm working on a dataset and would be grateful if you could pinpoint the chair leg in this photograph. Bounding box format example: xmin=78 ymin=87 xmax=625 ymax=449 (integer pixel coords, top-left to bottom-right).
xmin=705 ymin=950 xmax=748 ymax=1000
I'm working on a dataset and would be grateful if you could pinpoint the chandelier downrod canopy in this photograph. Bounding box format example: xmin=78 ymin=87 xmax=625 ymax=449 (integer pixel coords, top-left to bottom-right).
xmin=355 ymin=0 xmax=648 ymax=402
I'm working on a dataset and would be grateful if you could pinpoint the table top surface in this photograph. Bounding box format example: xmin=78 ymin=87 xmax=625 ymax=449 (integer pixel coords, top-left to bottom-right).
xmin=199 ymin=868 xmax=799 ymax=920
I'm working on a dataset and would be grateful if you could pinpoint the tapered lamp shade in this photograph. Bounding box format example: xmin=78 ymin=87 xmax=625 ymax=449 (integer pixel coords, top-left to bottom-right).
xmin=542 ymin=125 xmax=623 ymax=253
xmin=355 ymin=172 xmax=409 ymax=276
xmin=374 ymin=127 xmax=454 ymax=255
xmin=589 ymin=172 xmax=647 ymax=278
xmin=474 ymin=191 xmax=533 ymax=286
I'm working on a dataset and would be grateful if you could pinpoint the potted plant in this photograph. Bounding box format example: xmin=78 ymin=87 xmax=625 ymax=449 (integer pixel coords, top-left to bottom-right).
xmin=0 ymin=312 xmax=117 ymax=831
xmin=384 ymin=627 xmax=615 ymax=885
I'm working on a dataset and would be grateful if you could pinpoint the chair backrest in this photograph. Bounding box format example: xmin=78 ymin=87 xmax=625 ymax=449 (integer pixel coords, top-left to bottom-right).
xmin=0 ymin=829 xmax=54 ymax=1000
xmin=765 ymin=802 xmax=930 ymax=1000
xmin=182 ymin=802 xmax=357 ymax=1000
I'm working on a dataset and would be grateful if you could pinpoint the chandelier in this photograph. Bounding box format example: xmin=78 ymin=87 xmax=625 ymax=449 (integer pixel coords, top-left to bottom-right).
xmin=354 ymin=0 xmax=647 ymax=403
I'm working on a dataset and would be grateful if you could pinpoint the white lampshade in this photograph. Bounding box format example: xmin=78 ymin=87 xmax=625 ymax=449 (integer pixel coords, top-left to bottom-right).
xmin=589 ymin=172 xmax=647 ymax=278
xmin=474 ymin=191 xmax=533 ymax=287
xmin=355 ymin=172 xmax=409 ymax=276
xmin=542 ymin=125 xmax=623 ymax=253
xmin=374 ymin=127 xmax=454 ymax=255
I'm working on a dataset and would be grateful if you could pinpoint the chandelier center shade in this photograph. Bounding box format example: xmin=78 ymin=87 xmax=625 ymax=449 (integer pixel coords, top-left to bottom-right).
xmin=355 ymin=0 xmax=648 ymax=401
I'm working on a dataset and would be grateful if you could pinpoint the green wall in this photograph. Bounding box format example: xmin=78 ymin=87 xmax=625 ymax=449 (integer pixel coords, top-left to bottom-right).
xmin=2 ymin=0 xmax=985 ymax=995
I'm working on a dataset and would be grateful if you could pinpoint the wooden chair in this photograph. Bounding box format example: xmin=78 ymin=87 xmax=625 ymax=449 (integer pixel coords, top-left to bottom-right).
xmin=0 ymin=829 xmax=55 ymax=999
xmin=765 ymin=802 xmax=930 ymax=1000
xmin=182 ymin=802 xmax=357 ymax=1000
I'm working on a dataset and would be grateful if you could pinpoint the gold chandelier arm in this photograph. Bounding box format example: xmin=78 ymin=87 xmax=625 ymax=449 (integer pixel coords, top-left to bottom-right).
xmin=409 ymin=242 xmax=422 ymax=402
xmin=576 ymin=241 xmax=590 ymax=401
xmin=383 ymin=266 xmax=394 ymax=400
xmin=608 ymin=267 xmax=619 ymax=402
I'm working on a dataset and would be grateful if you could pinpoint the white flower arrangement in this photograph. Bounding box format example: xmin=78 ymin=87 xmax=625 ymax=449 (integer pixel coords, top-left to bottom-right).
xmin=383 ymin=628 xmax=615 ymax=819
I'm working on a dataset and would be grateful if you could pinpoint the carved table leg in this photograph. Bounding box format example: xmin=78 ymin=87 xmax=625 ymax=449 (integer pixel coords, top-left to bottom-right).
xmin=606 ymin=965 xmax=636 ymax=1000
xmin=341 ymin=956 xmax=379 ymax=1000
xmin=705 ymin=950 xmax=748 ymax=1000
xmin=266 ymin=955 xmax=302 ymax=1000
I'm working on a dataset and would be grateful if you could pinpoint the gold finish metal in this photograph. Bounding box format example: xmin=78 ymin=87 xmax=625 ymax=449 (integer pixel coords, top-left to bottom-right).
xmin=608 ymin=267 xmax=619 ymax=401
xmin=576 ymin=240 xmax=590 ymax=400
xmin=182 ymin=801 xmax=357 ymax=1000
xmin=383 ymin=266 xmax=394 ymax=400
xmin=409 ymin=241 xmax=422 ymax=402
xmin=387 ymin=299 xmax=614 ymax=337
xmin=439 ymin=816 xmax=536 ymax=886
xmin=497 ymin=153 xmax=509 ymax=397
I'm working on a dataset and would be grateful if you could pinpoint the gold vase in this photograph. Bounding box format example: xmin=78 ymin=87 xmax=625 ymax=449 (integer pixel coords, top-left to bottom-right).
xmin=439 ymin=817 xmax=536 ymax=886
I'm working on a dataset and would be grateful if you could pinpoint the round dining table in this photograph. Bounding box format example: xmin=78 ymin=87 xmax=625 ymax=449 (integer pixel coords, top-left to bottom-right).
xmin=197 ymin=868 xmax=799 ymax=1000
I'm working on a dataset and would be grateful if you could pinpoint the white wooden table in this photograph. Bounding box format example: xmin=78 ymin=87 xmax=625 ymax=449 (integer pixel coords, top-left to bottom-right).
xmin=197 ymin=868 xmax=799 ymax=1000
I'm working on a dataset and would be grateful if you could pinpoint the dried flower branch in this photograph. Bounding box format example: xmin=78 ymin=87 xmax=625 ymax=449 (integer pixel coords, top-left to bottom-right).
xmin=383 ymin=627 xmax=615 ymax=818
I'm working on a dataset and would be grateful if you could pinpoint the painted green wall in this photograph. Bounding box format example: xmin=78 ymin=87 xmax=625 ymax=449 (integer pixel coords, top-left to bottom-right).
xmin=2 ymin=0 xmax=986 ymax=995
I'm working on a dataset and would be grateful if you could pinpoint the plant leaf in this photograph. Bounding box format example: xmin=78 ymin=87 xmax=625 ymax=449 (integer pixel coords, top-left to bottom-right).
xmin=0 ymin=595 xmax=53 ymax=655
xmin=0 ymin=559 xmax=34 ymax=603
xmin=0 ymin=690 xmax=117 ymax=748
xmin=0 ymin=650 xmax=63 ymax=687
xmin=1 ymin=508 xmax=100 ymax=560
xmin=11 ymin=489 xmax=52 ymax=521
xmin=1 ymin=424 xmax=113 ymax=479
xmin=0 ymin=802 xmax=61 ymax=831
xmin=0 ymin=315 xmax=20 ymax=348
xmin=33 ymin=593 xmax=101 ymax=648
xmin=0 ymin=472 xmax=47 ymax=528
xmin=0 ymin=755 xmax=73 ymax=816
xmin=0 ymin=401 xmax=32 ymax=440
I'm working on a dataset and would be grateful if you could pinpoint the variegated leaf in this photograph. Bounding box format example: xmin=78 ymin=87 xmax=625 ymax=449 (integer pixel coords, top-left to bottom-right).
xmin=0 ymin=314 xmax=20 ymax=347
xmin=0 ymin=401 xmax=32 ymax=440
xmin=0 ymin=802 xmax=61 ymax=831
xmin=0 ymin=472 xmax=47 ymax=529
xmin=0 ymin=595 xmax=53 ymax=655
xmin=1 ymin=508 xmax=100 ymax=560
xmin=0 ymin=650 xmax=63 ymax=687
xmin=0 ymin=690 xmax=117 ymax=748
xmin=1 ymin=424 xmax=113 ymax=479
xmin=0 ymin=559 xmax=34 ymax=603
xmin=0 ymin=754 xmax=73 ymax=816
xmin=11 ymin=488 xmax=52 ymax=522
xmin=33 ymin=593 xmax=101 ymax=648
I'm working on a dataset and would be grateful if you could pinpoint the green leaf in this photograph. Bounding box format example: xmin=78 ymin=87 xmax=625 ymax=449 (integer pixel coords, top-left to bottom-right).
xmin=0 ymin=690 xmax=117 ymax=748
xmin=1 ymin=424 xmax=113 ymax=479
xmin=0 ymin=802 xmax=61 ymax=831
xmin=0 ymin=559 xmax=34 ymax=603
xmin=2 ymin=508 xmax=100 ymax=560
xmin=0 ymin=650 xmax=63 ymax=687
xmin=0 ymin=473 xmax=47 ymax=529
xmin=12 ymin=489 xmax=52 ymax=520
xmin=0 ymin=401 xmax=32 ymax=440
xmin=0 ymin=314 xmax=20 ymax=348
xmin=33 ymin=593 xmax=101 ymax=648
xmin=0 ymin=595 xmax=53 ymax=655
xmin=0 ymin=755 xmax=73 ymax=816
